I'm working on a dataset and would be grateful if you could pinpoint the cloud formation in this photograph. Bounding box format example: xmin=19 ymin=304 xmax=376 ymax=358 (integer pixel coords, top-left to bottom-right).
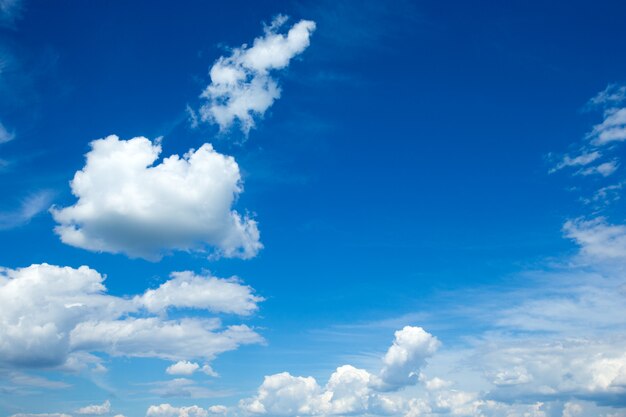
xmin=197 ymin=16 xmax=316 ymax=134
xmin=240 ymin=326 xmax=438 ymax=416
xmin=0 ymin=0 xmax=22 ymax=27
xmin=75 ymin=400 xmax=110 ymax=415
xmin=0 ymin=264 xmax=263 ymax=369
xmin=0 ymin=191 xmax=54 ymax=230
xmin=146 ymin=404 xmax=226 ymax=417
xmin=0 ymin=121 xmax=15 ymax=143
xmin=51 ymin=135 xmax=262 ymax=260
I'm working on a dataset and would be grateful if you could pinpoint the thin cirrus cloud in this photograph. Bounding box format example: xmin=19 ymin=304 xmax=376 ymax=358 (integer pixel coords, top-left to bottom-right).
xmin=0 ymin=0 xmax=22 ymax=27
xmin=0 ymin=190 xmax=54 ymax=230
xmin=51 ymin=135 xmax=262 ymax=260
xmin=0 ymin=263 xmax=263 ymax=370
xmin=0 ymin=121 xmax=15 ymax=143
xmin=196 ymin=15 xmax=316 ymax=135
xmin=551 ymin=84 xmax=626 ymax=178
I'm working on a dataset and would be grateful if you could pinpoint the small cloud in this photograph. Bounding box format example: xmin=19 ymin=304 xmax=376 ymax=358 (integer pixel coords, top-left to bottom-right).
xmin=166 ymin=361 xmax=200 ymax=376
xmin=587 ymin=108 xmax=626 ymax=146
xmin=197 ymin=15 xmax=316 ymax=136
xmin=578 ymin=160 xmax=618 ymax=177
xmin=0 ymin=190 xmax=54 ymax=230
xmin=76 ymin=400 xmax=110 ymax=415
xmin=550 ymin=150 xmax=601 ymax=173
xmin=0 ymin=121 xmax=15 ymax=143
xmin=586 ymin=83 xmax=626 ymax=110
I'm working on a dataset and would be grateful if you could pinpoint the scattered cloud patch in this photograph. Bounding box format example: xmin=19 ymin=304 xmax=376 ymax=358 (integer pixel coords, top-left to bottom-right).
xmin=198 ymin=15 xmax=316 ymax=135
xmin=241 ymin=326 xmax=437 ymax=416
xmin=76 ymin=400 xmax=110 ymax=415
xmin=0 ymin=263 xmax=263 ymax=369
xmin=587 ymin=108 xmax=626 ymax=145
xmin=587 ymin=83 xmax=626 ymax=109
xmin=578 ymin=160 xmax=618 ymax=177
xmin=146 ymin=404 xmax=210 ymax=417
xmin=563 ymin=217 xmax=626 ymax=260
xmin=51 ymin=135 xmax=262 ymax=260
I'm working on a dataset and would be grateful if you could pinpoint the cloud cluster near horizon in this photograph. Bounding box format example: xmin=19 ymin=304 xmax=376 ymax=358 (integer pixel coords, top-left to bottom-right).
xmin=51 ymin=135 xmax=262 ymax=260
xmin=196 ymin=15 xmax=316 ymax=135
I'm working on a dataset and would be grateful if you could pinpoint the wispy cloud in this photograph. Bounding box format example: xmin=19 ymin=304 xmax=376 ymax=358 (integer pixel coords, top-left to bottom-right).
xmin=0 ymin=0 xmax=23 ymax=28
xmin=0 ymin=121 xmax=15 ymax=143
xmin=0 ymin=190 xmax=53 ymax=230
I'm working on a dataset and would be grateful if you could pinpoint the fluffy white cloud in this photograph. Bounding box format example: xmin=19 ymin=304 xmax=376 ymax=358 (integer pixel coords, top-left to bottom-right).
xmin=146 ymin=404 xmax=209 ymax=417
xmin=166 ymin=361 xmax=200 ymax=376
xmin=51 ymin=135 xmax=262 ymax=260
xmin=379 ymin=326 xmax=440 ymax=390
xmin=165 ymin=361 xmax=218 ymax=377
xmin=138 ymin=271 xmax=263 ymax=315
xmin=76 ymin=400 xmax=110 ymax=415
xmin=0 ymin=264 xmax=263 ymax=369
xmin=241 ymin=326 xmax=438 ymax=416
xmin=198 ymin=16 xmax=316 ymax=134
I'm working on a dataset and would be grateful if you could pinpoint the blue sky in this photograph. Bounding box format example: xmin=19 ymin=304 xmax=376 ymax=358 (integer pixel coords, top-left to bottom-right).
xmin=2 ymin=1 xmax=626 ymax=416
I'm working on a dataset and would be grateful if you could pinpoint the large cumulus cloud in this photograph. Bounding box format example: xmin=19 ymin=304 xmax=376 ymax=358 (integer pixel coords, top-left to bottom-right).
xmin=52 ymin=135 xmax=262 ymax=260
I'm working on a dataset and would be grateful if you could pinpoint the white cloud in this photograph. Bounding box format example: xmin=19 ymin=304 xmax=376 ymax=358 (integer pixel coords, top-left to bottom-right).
xmin=198 ymin=16 xmax=316 ymax=134
xmin=166 ymin=361 xmax=200 ymax=376
xmin=0 ymin=263 xmax=263 ymax=369
xmin=138 ymin=271 xmax=263 ymax=315
xmin=587 ymin=84 xmax=626 ymax=109
xmin=550 ymin=151 xmax=601 ymax=173
xmin=379 ymin=326 xmax=440 ymax=390
xmin=0 ymin=120 xmax=15 ymax=143
xmin=578 ymin=160 xmax=618 ymax=177
xmin=0 ymin=191 xmax=54 ymax=230
xmin=241 ymin=326 xmax=439 ymax=416
xmin=76 ymin=400 xmax=110 ymax=415
xmin=146 ymin=404 xmax=209 ymax=417
xmin=563 ymin=217 xmax=626 ymax=260
xmin=207 ymin=406 xmax=227 ymax=414
xmin=588 ymin=108 xmax=626 ymax=145
xmin=51 ymin=135 xmax=262 ymax=260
